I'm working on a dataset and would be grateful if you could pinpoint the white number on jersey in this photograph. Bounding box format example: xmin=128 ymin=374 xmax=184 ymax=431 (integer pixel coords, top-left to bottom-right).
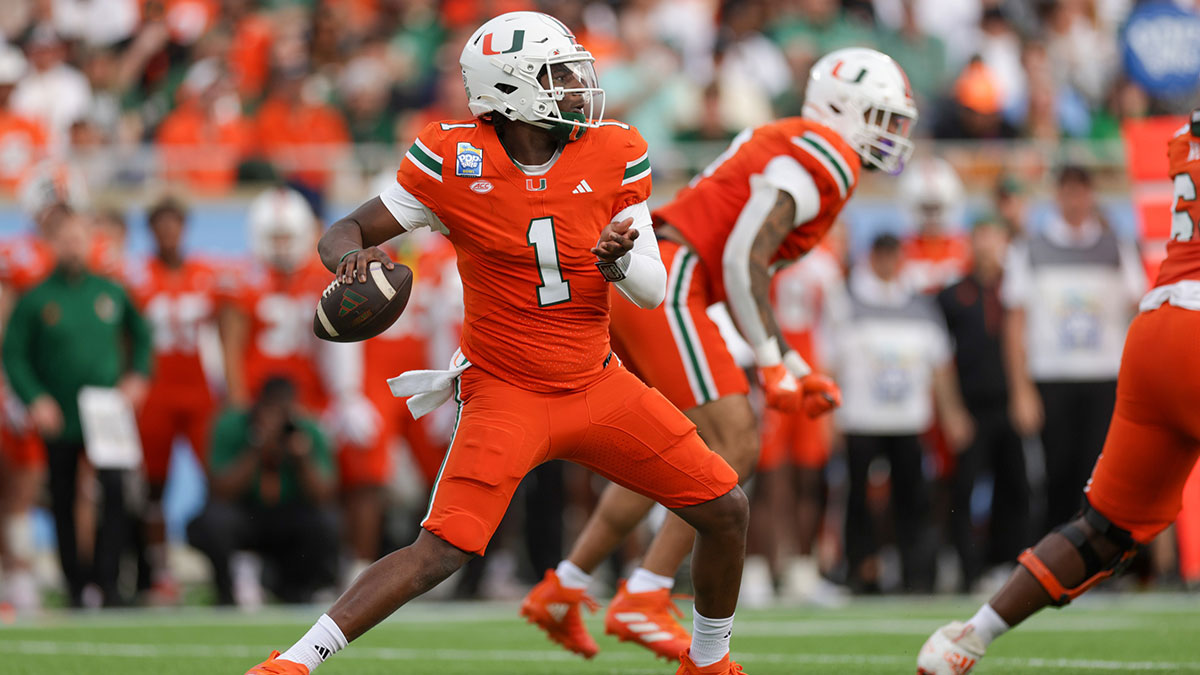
xmin=256 ymin=295 xmax=314 ymax=357
xmin=1172 ymin=172 xmax=1197 ymax=242
xmin=527 ymin=217 xmax=571 ymax=306
xmin=145 ymin=293 xmax=211 ymax=353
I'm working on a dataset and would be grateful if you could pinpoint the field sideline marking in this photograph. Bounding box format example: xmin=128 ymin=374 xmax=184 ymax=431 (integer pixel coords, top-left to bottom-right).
xmin=1 ymin=640 xmax=1199 ymax=671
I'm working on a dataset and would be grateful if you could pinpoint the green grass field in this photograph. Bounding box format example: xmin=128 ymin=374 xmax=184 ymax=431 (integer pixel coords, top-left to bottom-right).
xmin=0 ymin=594 xmax=1197 ymax=674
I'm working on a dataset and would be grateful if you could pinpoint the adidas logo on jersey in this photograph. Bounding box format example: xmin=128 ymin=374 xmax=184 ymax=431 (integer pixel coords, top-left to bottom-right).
xmin=572 ymin=179 xmax=593 ymax=194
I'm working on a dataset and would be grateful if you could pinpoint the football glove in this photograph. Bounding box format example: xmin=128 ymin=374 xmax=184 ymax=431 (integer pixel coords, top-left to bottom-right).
xmin=761 ymin=365 xmax=842 ymax=418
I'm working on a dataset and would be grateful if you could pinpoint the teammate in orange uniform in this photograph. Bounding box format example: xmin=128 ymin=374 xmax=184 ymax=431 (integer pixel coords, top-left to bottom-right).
xmin=526 ymin=46 xmax=917 ymax=661
xmin=916 ymin=110 xmax=1200 ymax=675
xmin=749 ymin=238 xmax=844 ymax=603
xmin=899 ymin=156 xmax=969 ymax=294
xmin=220 ymin=187 xmax=338 ymax=413
xmin=245 ymin=12 xmax=749 ymax=675
xmin=124 ymin=197 xmax=220 ymax=601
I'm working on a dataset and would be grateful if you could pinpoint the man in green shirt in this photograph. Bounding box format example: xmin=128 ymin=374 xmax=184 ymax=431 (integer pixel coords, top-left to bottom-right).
xmin=187 ymin=376 xmax=339 ymax=605
xmin=1 ymin=211 xmax=152 ymax=607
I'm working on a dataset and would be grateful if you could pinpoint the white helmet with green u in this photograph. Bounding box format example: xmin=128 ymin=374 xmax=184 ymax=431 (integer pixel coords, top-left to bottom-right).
xmin=460 ymin=11 xmax=605 ymax=142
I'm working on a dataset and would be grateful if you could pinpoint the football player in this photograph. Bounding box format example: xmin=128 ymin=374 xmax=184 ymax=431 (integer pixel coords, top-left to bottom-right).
xmin=524 ymin=47 xmax=917 ymax=660
xmin=125 ymin=197 xmax=220 ymax=602
xmin=246 ymin=12 xmax=749 ymax=675
xmin=749 ymin=232 xmax=844 ymax=604
xmin=899 ymin=156 xmax=969 ymax=294
xmin=916 ymin=111 xmax=1200 ymax=674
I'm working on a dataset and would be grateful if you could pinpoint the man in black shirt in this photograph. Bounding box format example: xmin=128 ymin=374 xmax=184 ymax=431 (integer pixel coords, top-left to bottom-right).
xmin=937 ymin=218 xmax=1030 ymax=590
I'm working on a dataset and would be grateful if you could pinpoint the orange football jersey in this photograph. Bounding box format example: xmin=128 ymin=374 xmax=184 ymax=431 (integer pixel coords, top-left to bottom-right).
xmin=655 ymin=118 xmax=860 ymax=303
xmin=1161 ymin=123 xmax=1200 ymax=287
xmin=232 ymin=258 xmax=332 ymax=412
xmin=126 ymin=257 xmax=220 ymax=399
xmin=397 ymin=118 xmax=651 ymax=392
xmin=901 ymin=233 xmax=969 ymax=293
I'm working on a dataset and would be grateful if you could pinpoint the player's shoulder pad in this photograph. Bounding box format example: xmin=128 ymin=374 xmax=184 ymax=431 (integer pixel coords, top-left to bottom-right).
xmin=593 ymin=120 xmax=650 ymax=187
xmin=402 ymin=119 xmax=482 ymax=185
xmin=788 ymin=118 xmax=861 ymax=200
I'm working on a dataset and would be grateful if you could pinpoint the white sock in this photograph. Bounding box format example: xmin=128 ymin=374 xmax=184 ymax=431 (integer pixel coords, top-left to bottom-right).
xmin=279 ymin=614 xmax=348 ymax=671
xmin=625 ymin=567 xmax=675 ymax=594
xmin=689 ymin=608 xmax=734 ymax=667
xmin=966 ymin=603 xmax=1009 ymax=647
xmin=555 ymin=560 xmax=593 ymax=590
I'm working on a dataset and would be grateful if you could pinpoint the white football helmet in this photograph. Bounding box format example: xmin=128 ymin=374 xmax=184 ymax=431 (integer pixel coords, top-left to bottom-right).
xmin=899 ymin=156 xmax=964 ymax=230
xmin=460 ymin=11 xmax=604 ymax=142
xmin=248 ymin=187 xmax=315 ymax=272
xmin=803 ymin=48 xmax=918 ymax=175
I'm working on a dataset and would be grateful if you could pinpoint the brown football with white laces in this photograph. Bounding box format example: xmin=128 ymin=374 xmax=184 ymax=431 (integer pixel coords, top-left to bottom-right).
xmin=313 ymin=262 xmax=413 ymax=342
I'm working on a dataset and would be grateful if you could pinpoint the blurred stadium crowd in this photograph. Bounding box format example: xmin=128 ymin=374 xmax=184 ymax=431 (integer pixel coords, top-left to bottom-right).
xmin=0 ymin=0 xmax=1198 ymax=611
xmin=0 ymin=0 xmax=1186 ymax=198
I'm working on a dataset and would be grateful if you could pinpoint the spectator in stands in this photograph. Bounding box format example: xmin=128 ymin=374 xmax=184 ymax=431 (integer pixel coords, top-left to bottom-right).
xmin=934 ymin=57 xmax=1018 ymax=140
xmin=0 ymin=46 xmax=46 ymax=196
xmin=877 ymin=0 xmax=948 ymax=109
xmin=827 ymin=234 xmax=972 ymax=593
xmin=994 ymin=173 xmax=1030 ymax=237
xmin=11 ymin=25 xmax=92 ymax=151
xmin=1 ymin=210 xmax=151 ymax=607
xmin=156 ymin=58 xmax=251 ymax=194
xmin=254 ymin=65 xmax=350 ymax=198
xmin=187 ymin=376 xmax=339 ymax=606
xmin=1002 ymin=165 xmax=1146 ymax=533
xmin=938 ymin=218 xmax=1030 ymax=591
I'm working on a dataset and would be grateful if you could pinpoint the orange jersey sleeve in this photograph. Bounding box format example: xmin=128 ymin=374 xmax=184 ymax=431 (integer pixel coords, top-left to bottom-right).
xmin=1160 ymin=124 xmax=1200 ymax=287
xmin=655 ymin=118 xmax=860 ymax=302
xmin=395 ymin=119 xmax=652 ymax=392
xmin=126 ymin=257 xmax=219 ymax=392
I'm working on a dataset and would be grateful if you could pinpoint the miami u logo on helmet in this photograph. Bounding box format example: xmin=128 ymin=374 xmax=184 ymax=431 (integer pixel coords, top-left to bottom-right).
xmin=481 ymin=30 xmax=525 ymax=55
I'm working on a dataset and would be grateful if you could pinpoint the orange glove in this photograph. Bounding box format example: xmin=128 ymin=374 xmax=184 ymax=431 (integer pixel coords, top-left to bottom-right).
xmin=761 ymin=365 xmax=842 ymax=418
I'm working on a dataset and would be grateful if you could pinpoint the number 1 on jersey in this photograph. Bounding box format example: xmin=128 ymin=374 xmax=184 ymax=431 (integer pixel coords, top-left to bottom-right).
xmin=527 ymin=217 xmax=571 ymax=306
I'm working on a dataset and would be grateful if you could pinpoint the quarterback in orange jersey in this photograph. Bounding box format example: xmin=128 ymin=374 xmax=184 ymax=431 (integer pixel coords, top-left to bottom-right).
xmin=124 ymin=197 xmax=220 ymax=601
xmin=245 ymin=12 xmax=749 ymax=675
xmin=917 ymin=111 xmax=1200 ymax=675
xmin=529 ymin=46 xmax=917 ymax=660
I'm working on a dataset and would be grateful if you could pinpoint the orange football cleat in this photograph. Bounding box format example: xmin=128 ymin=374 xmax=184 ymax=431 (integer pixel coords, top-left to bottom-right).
xmin=245 ymin=651 xmax=309 ymax=674
xmin=677 ymin=651 xmax=746 ymax=674
xmin=603 ymin=581 xmax=691 ymax=661
xmin=520 ymin=570 xmax=600 ymax=658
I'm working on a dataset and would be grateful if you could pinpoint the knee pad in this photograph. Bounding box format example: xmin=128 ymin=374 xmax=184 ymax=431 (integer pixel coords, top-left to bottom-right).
xmin=1017 ymin=501 xmax=1140 ymax=607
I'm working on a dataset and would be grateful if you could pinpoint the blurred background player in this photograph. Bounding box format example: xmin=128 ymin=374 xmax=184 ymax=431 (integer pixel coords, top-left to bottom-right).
xmin=125 ymin=196 xmax=220 ymax=603
xmin=917 ymin=108 xmax=1200 ymax=675
xmin=899 ymin=156 xmax=970 ymax=294
xmin=826 ymin=233 xmax=971 ymax=594
xmin=1002 ymin=165 xmax=1146 ymax=534
xmin=1 ymin=211 xmax=150 ymax=607
xmin=526 ymin=47 xmax=912 ymax=660
xmin=187 ymin=376 xmax=338 ymax=606
xmin=744 ymin=224 xmax=846 ymax=606
xmin=936 ymin=217 xmax=1031 ymax=592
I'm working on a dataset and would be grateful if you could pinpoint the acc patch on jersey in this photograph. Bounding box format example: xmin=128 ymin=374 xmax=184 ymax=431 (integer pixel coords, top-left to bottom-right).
xmin=455 ymin=142 xmax=483 ymax=177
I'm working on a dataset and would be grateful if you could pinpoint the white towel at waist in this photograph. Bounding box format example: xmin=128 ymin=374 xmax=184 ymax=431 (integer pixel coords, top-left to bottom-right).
xmin=387 ymin=348 xmax=471 ymax=419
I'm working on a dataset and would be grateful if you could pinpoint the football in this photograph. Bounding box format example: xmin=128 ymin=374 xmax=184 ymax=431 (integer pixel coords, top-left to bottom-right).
xmin=313 ymin=261 xmax=413 ymax=342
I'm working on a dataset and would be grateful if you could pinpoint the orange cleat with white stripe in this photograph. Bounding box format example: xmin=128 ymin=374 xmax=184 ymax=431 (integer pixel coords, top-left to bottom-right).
xmin=244 ymin=651 xmax=309 ymax=674
xmin=677 ymin=651 xmax=746 ymax=674
xmin=520 ymin=570 xmax=601 ymax=658
xmin=603 ymin=581 xmax=691 ymax=661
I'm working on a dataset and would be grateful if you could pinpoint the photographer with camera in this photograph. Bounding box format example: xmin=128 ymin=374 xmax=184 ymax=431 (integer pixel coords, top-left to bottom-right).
xmin=187 ymin=376 xmax=339 ymax=606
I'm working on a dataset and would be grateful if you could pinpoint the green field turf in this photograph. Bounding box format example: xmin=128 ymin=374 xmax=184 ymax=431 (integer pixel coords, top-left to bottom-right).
xmin=0 ymin=594 xmax=1197 ymax=674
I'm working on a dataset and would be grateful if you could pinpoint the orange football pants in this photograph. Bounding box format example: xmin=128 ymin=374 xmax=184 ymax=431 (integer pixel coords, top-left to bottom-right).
xmin=1084 ymin=304 xmax=1200 ymax=543
xmin=138 ymin=387 xmax=213 ymax=485
xmin=421 ymin=363 xmax=739 ymax=555
xmin=609 ymin=240 xmax=748 ymax=412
